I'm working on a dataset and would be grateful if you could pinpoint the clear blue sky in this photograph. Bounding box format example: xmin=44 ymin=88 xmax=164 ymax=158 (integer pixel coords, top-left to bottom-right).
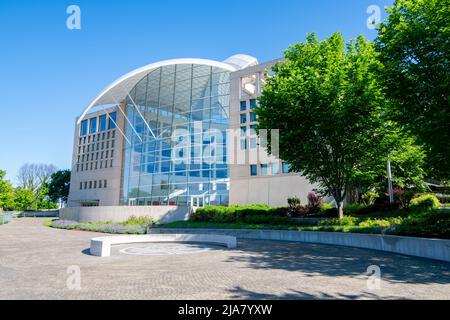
xmin=0 ymin=0 xmax=393 ymax=184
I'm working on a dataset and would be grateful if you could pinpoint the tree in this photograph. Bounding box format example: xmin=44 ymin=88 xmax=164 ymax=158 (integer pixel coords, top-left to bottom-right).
xmin=16 ymin=163 xmax=57 ymax=209
xmin=14 ymin=188 xmax=35 ymax=211
xmin=47 ymin=170 xmax=71 ymax=203
xmin=256 ymin=33 xmax=386 ymax=218
xmin=352 ymin=122 xmax=427 ymax=195
xmin=16 ymin=163 xmax=57 ymax=193
xmin=376 ymin=0 xmax=450 ymax=180
xmin=0 ymin=170 xmax=15 ymax=210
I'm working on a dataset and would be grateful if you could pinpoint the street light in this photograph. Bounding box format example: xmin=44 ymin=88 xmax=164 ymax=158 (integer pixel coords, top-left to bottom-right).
xmin=387 ymin=151 xmax=394 ymax=204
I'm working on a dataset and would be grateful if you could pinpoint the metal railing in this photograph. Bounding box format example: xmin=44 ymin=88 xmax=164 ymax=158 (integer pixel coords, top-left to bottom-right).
xmin=0 ymin=212 xmax=13 ymax=225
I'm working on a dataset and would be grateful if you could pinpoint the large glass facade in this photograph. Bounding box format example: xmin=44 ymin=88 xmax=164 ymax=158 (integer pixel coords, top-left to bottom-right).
xmin=121 ymin=63 xmax=230 ymax=206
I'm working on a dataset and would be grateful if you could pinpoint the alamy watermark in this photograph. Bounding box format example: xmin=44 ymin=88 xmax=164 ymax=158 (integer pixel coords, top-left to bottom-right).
xmin=66 ymin=5 xmax=81 ymax=30
xmin=366 ymin=265 xmax=381 ymax=290
xmin=366 ymin=5 xmax=381 ymax=30
xmin=66 ymin=265 xmax=81 ymax=290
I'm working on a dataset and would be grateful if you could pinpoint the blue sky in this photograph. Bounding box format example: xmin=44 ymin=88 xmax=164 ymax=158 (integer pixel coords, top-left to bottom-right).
xmin=0 ymin=0 xmax=393 ymax=184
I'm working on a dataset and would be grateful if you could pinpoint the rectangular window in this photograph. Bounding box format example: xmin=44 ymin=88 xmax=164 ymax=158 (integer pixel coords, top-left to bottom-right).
xmin=240 ymin=126 xmax=247 ymax=137
xmin=108 ymin=112 xmax=117 ymax=129
xmin=79 ymin=182 xmax=82 ymax=190
xmin=98 ymin=180 xmax=102 ymax=188
xmin=110 ymin=159 xmax=113 ymax=167
xmin=80 ymin=120 xmax=88 ymax=136
xmin=240 ymin=114 xmax=247 ymax=124
xmin=282 ymin=162 xmax=290 ymax=174
xmin=250 ymin=137 xmax=257 ymax=149
xmin=250 ymin=112 xmax=257 ymax=122
xmin=240 ymin=101 xmax=247 ymax=111
xmin=261 ymin=163 xmax=268 ymax=176
xmin=84 ymin=181 xmax=87 ymax=189
xmin=250 ymin=99 xmax=257 ymax=109
xmin=240 ymin=139 xmax=247 ymax=150
xmin=111 ymin=140 xmax=115 ymax=148
xmin=89 ymin=181 xmax=92 ymax=189
xmin=250 ymin=164 xmax=257 ymax=176
xmin=104 ymin=180 xmax=107 ymax=188
xmin=93 ymin=181 xmax=97 ymax=189
xmin=112 ymin=130 xmax=116 ymax=138
xmin=89 ymin=117 xmax=97 ymax=134
xmin=111 ymin=150 xmax=114 ymax=158
xmin=272 ymin=162 xmax=280 ymax=175
xmin=99 ymin=114 xmax=107 ymax=132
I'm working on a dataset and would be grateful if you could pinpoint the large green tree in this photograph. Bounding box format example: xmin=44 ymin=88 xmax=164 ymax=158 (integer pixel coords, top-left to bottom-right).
xmin=47 ymin=170 xmax=71 ymax=203
xmin=14 ymin=188 xmax=35 ymax=211
xmin=0 ymin=170 xmax=15 ymax=210
xmin=257 ymin=33 xmax=386 ymax=218
xmin=376 ymin=0 xmax=450 ymax=180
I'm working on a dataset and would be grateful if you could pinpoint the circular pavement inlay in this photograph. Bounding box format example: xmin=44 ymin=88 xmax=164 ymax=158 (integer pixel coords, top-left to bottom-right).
xmin=118 ymin=243 xmax=218 ymax=256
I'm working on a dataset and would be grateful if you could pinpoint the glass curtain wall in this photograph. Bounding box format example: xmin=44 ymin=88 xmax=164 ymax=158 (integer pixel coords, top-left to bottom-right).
xmin=121 ymin=63 xmax=230 ymax=206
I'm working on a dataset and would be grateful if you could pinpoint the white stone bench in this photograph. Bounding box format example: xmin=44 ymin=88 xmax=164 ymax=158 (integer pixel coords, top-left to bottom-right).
xmin=90 ymin=234 xmax=237 ymax=257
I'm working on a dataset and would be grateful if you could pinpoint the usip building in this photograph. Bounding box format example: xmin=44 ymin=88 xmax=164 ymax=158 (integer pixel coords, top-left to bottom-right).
xmin=67 ymin=54 xmax=316 ymax=215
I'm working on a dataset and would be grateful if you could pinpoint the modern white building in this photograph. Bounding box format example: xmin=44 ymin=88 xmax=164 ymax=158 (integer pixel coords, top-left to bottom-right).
xmin=66 ymin=55 xmax=317 ymax=220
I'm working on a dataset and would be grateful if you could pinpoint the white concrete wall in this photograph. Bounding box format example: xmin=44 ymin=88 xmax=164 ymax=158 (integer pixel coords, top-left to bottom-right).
xmin=150 ymin=228 xmax=450 ymax=263
xmin=60 ymin=206 xmax=191 ymax=223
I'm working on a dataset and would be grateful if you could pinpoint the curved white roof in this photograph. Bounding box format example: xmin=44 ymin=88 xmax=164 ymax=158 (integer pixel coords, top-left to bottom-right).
xmin=78 ymin=55 xmax=258 ymax=124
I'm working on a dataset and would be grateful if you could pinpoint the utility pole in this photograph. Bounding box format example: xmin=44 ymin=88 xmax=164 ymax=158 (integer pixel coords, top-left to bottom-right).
xmin=387 ymin=152 xmax=394 ymax=204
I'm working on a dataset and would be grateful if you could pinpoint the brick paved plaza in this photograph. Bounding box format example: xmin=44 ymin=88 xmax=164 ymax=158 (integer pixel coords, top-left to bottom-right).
xmin=0 ymin=218 xmax=449 ymax=300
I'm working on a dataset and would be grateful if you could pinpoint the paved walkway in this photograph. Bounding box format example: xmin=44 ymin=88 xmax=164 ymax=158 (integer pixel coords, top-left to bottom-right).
xmin=0 ymin=218 xmax=449 ymax=300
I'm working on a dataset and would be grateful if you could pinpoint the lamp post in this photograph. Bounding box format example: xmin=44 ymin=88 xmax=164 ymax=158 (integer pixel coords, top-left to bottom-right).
xmin=387 ymin=152 xmax=394 ymax=204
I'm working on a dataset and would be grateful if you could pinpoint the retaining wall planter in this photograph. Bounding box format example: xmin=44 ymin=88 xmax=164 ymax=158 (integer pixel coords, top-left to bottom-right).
xmin=148 ymin=228 xmax=450 ymax=263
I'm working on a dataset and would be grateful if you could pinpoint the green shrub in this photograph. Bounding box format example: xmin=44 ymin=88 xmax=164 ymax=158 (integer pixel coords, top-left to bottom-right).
xmin=122 ymin=215 xmax=155 ymax=226
xmin=242 ymin=214 xmax=294 ymax=225
xmin=409 ymin=194 xmax=441 ymax=209
xmin=361 ymin=191 xmax=379 ymax=205
xmin=344 ymin=203 xmax=366 ymax=215
xmin=391 ymin=209 xmax=450 ymax=238
xmin=319 ymin=216 xmax=359 ymax=226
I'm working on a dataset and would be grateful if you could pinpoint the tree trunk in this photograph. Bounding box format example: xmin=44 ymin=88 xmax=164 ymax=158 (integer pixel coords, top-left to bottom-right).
xmin=337 ymin=201 xmax=344 ymax=219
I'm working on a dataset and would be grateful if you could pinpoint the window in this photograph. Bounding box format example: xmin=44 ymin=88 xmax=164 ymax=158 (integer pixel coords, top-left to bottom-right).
xmin=89 ymin=181 xmax=92 ymax=189
xmin=250 ymin=112 xmax=257 ymax=122
xmin=104 ymin=180 xmax=107 ymax=188
xmin=272 ymin=162 xmax=279 ymax=175
xmin=111 ymin=140 xmax=115 ymax=148
xmin=240 ymin=126 xmax=247 ymax=137
xmin=110 ymin=150 xmax=114 ymax=158
xmin=261 ymin=163 xmax=268 ymax=176
xmin=93 ymin=181 xmax=97 ymax=189
xmin=89 ymin=117 xmax=97 ymax=134
xmin=240 ymin=114 xmax=247 ymax=124
xmin=250 ymin=99 xmax=256 ymax=109
xmin=250 ymin=164 xmax=257 ymax=176
xmin=282 ymin=162 xmax=290 ymax=174
xmin=250 ymin=137 xmax=257 ymax=149
xmin=240 ymin=101 xmax=247 ymax=111
xmin=240 ymin=139 xmax=247 ymax=150
xmin=84 ymin=181 xmax=87 ymax=189
xmin=110 ymin=159 xmax=113 ymax=167
xmin=99 ymin=114 xmax=107 ymax=132
xmin=79 ymin=182 xmax=82 ymax=190
xmin=98 ymin=180 xmax=102 ymax=188
xmin=108 ymin=112 xmax=117 ymax=129
xmin=80 ymin=120 xmax=88 ymax=136
xmin=112 ymin=130 xmax=116 ymax=138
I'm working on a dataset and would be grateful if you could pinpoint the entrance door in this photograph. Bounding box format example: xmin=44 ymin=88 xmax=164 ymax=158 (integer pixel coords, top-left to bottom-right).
xmin=128 ymin=198 xmax=136 ymax=206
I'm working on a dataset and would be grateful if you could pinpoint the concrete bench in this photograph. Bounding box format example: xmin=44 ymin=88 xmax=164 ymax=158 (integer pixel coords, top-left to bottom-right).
xmin=90 ymin=234 xmax=237 ymax=257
